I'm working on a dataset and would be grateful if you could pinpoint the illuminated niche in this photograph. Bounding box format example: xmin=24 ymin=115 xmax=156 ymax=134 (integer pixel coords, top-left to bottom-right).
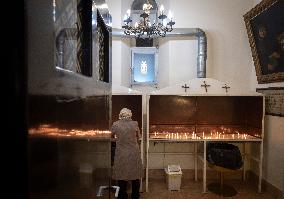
xmin=131 ymin=47 xmax=158 ymax=87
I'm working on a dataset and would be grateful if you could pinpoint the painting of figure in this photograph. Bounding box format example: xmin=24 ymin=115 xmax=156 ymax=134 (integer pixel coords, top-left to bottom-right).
xmin=244 ymin=0 xmax=284 ymax=83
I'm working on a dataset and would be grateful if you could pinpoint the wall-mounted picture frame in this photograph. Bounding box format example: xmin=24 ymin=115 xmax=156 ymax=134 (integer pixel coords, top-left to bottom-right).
xmin=244 ymin=0 xmax=284 ymax=84
xmin=130 ymin=47 xmax=158 ymax=87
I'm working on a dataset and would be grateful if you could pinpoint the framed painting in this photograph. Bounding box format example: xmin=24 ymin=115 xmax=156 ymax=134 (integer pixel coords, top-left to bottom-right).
xmin=244 ymin=0 xmax=284 ymax=83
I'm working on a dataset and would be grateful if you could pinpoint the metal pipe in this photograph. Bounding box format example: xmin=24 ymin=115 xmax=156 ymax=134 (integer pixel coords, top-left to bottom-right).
xmin=196 ymin=28 xmax=207 ymax=78
xmin=112 ymin=28 xmax=207 ymax=78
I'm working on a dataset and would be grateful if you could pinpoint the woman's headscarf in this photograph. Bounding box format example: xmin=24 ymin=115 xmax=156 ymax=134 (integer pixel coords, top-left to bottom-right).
xmin=119 ymin=108 xmax=132 ymax=120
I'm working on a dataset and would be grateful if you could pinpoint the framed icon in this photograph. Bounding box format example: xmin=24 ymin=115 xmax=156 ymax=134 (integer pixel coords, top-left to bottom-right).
xmin=130 ymin=47 xmax=158 ymax=87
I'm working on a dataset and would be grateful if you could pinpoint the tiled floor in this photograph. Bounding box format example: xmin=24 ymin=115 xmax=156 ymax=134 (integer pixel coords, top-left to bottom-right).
xmin=139 ymin=178 xmax=275 ymax=199
xmin=30 ymin=177 xmax=277 ymax=199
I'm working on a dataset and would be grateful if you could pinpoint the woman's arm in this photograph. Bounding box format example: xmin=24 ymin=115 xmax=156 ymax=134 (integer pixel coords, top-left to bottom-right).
xmin=135 ymin=122 xmax=141 ymax=142
xmin=111 ymin=123 xmax=118 ymax=139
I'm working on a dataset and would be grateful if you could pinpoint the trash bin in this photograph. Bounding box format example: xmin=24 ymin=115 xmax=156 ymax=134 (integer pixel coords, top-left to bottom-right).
xmin=79 ymin=163 xmax=93 ymax=188
xmin=164 ymin=165 xmax=182 ymax=191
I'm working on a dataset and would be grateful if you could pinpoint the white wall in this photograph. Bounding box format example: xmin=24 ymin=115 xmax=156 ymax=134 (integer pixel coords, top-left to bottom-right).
xmin=169 ymin=38 xmax=197 ymax=85
xmin=109 ymin=0 xmax=255 ymax=92
xmin=263 ymin=116 xmax=284 ymax=191
xmin=168 ymin=0 xmax=255 ymax=89
xmin=158 ymin=38 xmax=170 ymax=88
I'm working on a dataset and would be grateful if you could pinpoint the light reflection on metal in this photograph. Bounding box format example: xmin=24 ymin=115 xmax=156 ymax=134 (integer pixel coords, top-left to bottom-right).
xmin=55 ymin=0 xmax=112 ymax=73
xmin=29 ymin=124 xmax=111 ymax=138
xmin=53 ymin=0 xmax=56 ymax=22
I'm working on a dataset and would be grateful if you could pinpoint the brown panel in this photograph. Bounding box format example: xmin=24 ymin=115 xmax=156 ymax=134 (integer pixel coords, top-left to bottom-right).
xmin=80 ymin=96 xmax=110 ymax=129
xmin=149 ymin=95 xmax=197 ymax=125
xmin=112 ymin=95 xmax=142 ymax=129
xmin=245 ymin=96 xmax=263 ymax=129
xmin=29 ymin=136 xmax=59 ymax=191
xmin=196 ymin=96 xmax=246 ymax=125
xmin=28 ymin=95 xmax=110 ymax=130
xmin=28 ymin=95 xmax=58 ymax=126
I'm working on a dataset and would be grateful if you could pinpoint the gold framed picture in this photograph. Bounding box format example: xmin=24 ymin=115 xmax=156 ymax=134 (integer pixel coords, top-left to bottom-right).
xmin=244 ymin=0 xmax=284 ymax=83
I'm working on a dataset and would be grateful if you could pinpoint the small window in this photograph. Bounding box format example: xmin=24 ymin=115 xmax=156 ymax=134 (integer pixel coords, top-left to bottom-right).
xmin=131 ymin=47 xmax=158 ymax=87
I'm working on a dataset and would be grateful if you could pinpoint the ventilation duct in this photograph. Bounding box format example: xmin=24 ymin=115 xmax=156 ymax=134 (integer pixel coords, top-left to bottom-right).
xmin=112 ymin=28 xmax=207 ymax=78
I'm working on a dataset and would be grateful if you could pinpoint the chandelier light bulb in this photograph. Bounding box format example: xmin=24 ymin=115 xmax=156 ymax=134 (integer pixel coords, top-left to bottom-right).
xmin=160 ymin=5 xmax=164 ymax=14
xmin=134 ymin=22 xmax=139 ymax=28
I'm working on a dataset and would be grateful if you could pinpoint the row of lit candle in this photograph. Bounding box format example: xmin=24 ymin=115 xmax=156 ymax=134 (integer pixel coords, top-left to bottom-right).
xmin=151 ymin=131 xmax=257 ymax=140
xmin=158 ymin=132 xmax=200 ymax=140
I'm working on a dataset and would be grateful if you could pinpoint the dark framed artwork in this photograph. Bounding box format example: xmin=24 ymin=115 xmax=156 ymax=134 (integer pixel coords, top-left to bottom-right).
xmin=244 ymin=0 xmax=284 ymax=84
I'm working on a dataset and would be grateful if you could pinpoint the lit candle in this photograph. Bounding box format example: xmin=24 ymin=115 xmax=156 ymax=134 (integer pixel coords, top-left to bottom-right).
xmin=126 ymin=9 xmax=131 ymax=17
xmin=134 ymin=22 xmax=138 ymax=28
xmin=123 ymin=14 xmax=128 ymax=21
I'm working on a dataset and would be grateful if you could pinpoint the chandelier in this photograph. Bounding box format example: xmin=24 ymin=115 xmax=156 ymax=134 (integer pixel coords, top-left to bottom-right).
xmin=122 ymin=0 xmax=175 ymax=38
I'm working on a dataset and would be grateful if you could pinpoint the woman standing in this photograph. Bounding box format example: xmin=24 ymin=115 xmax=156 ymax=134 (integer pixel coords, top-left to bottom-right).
xmin=111 ymin=108 xmax=143 ymax=199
